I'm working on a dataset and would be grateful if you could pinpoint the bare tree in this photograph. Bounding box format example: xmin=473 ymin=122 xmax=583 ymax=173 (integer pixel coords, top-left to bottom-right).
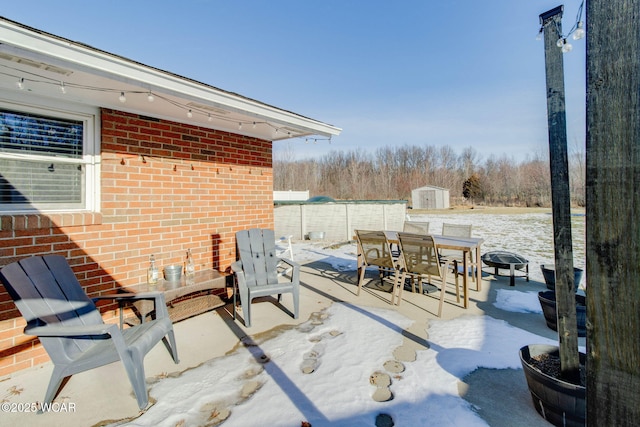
xmin=569 ymin=139 xmax=586 ymax=206
xmin=273 ymin=143 xmax=585 ymax=208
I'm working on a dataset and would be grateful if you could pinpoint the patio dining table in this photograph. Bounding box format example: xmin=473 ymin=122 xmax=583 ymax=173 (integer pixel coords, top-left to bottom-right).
xmin=380 ymin=231 xmax=484 ymax=309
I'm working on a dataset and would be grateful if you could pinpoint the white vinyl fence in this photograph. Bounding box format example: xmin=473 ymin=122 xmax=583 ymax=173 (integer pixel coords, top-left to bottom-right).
xmin=274 ymin=200 xmax=407 ymax=241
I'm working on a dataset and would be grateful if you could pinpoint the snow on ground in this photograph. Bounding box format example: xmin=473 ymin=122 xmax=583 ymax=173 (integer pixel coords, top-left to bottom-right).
xmin=114 ymin=211 xmax=583 ymax=427
xmin=119 ymin=305 xmax=555 ymax=427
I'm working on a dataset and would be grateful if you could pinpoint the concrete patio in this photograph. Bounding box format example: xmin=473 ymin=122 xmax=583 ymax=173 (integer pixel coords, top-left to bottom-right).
xmin=0 ymin=259 xmax=571 ymax=426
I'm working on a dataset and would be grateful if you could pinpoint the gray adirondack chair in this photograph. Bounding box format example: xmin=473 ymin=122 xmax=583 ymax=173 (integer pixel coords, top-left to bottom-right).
xmin=0 ymin=255 xmax=179 ymax=410
xmin=231 ymin=228 xmax=300 ymax=327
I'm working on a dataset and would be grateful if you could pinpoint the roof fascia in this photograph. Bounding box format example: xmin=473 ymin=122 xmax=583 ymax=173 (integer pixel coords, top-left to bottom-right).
xmin=0 ymin=18 xmax=341 ymax=137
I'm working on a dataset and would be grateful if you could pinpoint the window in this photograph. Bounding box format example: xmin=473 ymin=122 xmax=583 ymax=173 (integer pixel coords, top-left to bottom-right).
xmin=0 ymin=99 xmax=99 ymax=212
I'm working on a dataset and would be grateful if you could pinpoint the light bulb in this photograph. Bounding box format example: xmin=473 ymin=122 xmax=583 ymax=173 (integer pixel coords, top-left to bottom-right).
xmin=16 ymin=78 xmax=24 ymax=90
xmin=238 ymin=122 xmax=242 ymax=130
xmin=562 ymin=41 xmax=573 ymax=53
xmin=119 ymin=92 xmax=126 ymax=103
xmin=187 ymin=110 xmax=193 ymax=118
xmin=60 ymin=82 xmax=66 ymax=94
xmin=556 ymin=38 xmax=565 ymax=48
xmin=208 ymin=114 xmax=213 ymax=122
xmin=147 ymin=92 xmax=154 ymax=102
xmin=252 ymin=122 xmax=256 ymax=129
xmin=536 ymin=28 xmax=543 ymax=41
xmin=573 ymin=22 xmax=585 ymax=40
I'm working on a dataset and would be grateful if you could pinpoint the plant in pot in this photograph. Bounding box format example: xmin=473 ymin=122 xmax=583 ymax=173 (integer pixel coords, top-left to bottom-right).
xmin=519 ymin=6 xmax=586 ymax=427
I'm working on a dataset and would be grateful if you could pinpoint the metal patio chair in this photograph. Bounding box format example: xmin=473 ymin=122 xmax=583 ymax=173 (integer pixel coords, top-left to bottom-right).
xmin=403 ymin=221 xmax=430 ymax=234
xmin=397 ymin=232 xmax=459 ymax=316
xmin=355 ymin=229 xmax=402 ymax=304
xmin=440 ymin=223 xmax=477 ymax=283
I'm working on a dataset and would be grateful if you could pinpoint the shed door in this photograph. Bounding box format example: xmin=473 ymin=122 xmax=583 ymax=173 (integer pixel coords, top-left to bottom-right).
xmin=420 ymin=190 xmax=437 ymax=209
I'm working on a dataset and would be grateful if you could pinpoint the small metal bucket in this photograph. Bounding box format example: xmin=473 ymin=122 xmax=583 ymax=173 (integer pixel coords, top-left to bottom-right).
xmin=164 ymin=264 xmax=183 ymax=282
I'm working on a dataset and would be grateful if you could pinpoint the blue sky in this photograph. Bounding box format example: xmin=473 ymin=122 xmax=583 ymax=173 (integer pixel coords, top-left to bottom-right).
xmin=1 ymin=1 xmax=586 ymax=163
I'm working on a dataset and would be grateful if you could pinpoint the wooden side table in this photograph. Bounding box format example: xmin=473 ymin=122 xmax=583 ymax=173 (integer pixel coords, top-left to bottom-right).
xmin=124 ymin=269 xmax=229 ymax=322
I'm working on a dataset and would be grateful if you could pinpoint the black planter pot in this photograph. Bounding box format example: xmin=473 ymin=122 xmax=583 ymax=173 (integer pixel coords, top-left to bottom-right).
xmin=538 ymin=291 xmax=586 ymax=337
xmin=540 ymin=264 xmax=584 ymax=291
xmin=519 ymin=344 xmax=586 ymax=427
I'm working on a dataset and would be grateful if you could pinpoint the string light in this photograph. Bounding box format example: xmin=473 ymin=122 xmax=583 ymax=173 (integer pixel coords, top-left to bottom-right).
xmin=0 ymin=64 xmax=331 ymax=143
xmin=572 ymin=21 xmax=585 ymax=40
xmin=303 ymin=136 xmax=332 ymax=145
xmin=537 ymin=0 xmax=584 ymax=54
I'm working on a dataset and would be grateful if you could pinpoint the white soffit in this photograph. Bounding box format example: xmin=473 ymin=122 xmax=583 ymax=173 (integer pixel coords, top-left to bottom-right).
xmin=0 ymin=17 xmax=341 ymax=141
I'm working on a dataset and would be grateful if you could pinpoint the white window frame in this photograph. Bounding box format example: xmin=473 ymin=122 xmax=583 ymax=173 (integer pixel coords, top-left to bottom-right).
xmin=0 ymin=91 xmax=100 ymax=213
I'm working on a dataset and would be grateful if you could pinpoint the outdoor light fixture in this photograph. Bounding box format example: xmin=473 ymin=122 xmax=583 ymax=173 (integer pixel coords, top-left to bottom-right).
xmin=187 ymin=109 xmax=193 ymax=118
xmin=119 ymin=92 xmax=126 ymax=103
xmin=147 ymin=92 xmax=154 ymax=102
xmin=16 ymin=77 xmax=24 ymax=89
xmin=59 ymin=81 xmax=66 ymax=94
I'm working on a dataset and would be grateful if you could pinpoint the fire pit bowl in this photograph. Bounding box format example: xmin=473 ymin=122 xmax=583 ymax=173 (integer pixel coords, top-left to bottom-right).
xmin=481 ymin=251 xmax=529 ymax=286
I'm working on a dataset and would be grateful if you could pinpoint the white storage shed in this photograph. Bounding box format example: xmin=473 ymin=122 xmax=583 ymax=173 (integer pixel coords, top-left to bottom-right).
xmin=411 ymin=185 xmax=450 ymax=209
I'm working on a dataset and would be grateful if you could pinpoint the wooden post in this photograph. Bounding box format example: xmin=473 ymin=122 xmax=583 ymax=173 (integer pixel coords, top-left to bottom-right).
xmin=539 ymin=5 xmax=580 ymax=384
xmin=586 ymin=0 xmax=640 ymax=424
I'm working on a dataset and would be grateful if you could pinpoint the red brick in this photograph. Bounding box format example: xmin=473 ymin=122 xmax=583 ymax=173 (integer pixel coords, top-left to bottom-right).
xmin=0 ymin=108 xmax=274 ymax=375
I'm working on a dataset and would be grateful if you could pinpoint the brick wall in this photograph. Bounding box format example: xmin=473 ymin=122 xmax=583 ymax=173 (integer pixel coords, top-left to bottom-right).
xmin=0 ymin=109 xmax=274 ymax=376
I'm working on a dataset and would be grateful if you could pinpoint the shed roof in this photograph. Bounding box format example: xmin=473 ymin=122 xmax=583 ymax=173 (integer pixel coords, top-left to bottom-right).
xmin=412 ymin=185 xmax=450 ymax=192
xmin=0 ymin=17 xmax=341 ymax=142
